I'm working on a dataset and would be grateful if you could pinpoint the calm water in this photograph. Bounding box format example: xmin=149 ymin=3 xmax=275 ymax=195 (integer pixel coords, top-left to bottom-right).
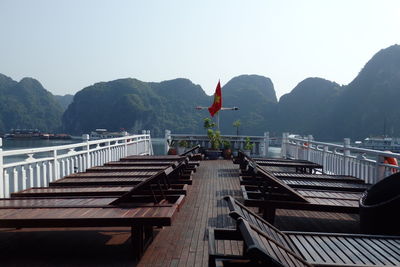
xmin=2 ymin=138 xmax=166 ymax=154
xmin=2 ymin=138 xmax=82 ymax=150
xmin=2 ymin=138 xmax=280 ymax=157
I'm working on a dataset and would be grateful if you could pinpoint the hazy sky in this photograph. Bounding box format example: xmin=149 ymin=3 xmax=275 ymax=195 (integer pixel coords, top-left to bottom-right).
xmin=1 ymin=0 xmax=399 ymax=99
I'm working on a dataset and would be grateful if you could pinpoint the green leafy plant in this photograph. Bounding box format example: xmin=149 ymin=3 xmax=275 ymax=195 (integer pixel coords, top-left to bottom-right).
xmin=178 ymin=140 xmax=188 ymax=148
xmin=233 ymin=120 xmax=241 ymax=136
xmin=222 ymin=140 xmax=231 ymax=149
xmin=204 ymin=118 xmax=221 ymax=150
xmin=244 ymin=137 xmax=254 ymax=151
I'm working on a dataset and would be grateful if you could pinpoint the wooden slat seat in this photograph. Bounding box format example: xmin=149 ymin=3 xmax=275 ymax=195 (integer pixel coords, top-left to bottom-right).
xmin=240 ymin=161 xmax=370 ymax=191
xmin=214 ymin=196 xmax=400 ymax=267
xmin=11 ymin=184 xmax=188 ymax=198
xmin=242 ymin=184 xmax=361 ymax=223
xmin=50 ymin=177 xmax=147 ymax=186
xmin=105 ymin=161 xmax=178 ymax=167
xmin=86 ymin=166 xmax=166 ymax=172
xmin=65 ymin=171 xmax=159 ymax=178
xmin=240 ymin=175 xmax=370 ymax=191
xmin=236 ymin=150 xmax=322 ymax=173
xmin=238 ymin=158 xmax=367 ymax=222
xmin=123 ymin=155 xmax=185 ymax=160
xmin=273 ymin=172 xmax=364 ymax=182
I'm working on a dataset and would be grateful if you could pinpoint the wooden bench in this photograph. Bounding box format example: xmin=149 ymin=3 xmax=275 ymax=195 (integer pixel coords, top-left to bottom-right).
xmin=236 ymin=150 xmax=322 ymax=173
xmin=1 ymin=168 xmax=185 ymax=259
xmin=240 ymin=163 xmax=370 ymax=192
xmin=240 ymin=162 xmax=362 ymax=223
xmin=208 ymin=196 xmax=400 ymax=267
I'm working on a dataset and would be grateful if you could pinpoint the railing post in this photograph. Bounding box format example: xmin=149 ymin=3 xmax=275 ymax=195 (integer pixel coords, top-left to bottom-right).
xmin=147 ymin=130 xmax=152 ymax=155
xmin=165 ymin=130 xmax=171 ymax=155
xmin=0 ymin=138 xmax=4 ymax=198
xmin=343 ymin=138 xmax=351 ymax=175
xmin=82 ymin=134 xmax=90 ymax=170
xmin=107 ymin=140 xmax=112 ymax=162
xmin=52 ymin=148 xmax=59 ymax=181
xmin=307 ymin=135 xmax=313 ymax=161
xmin=124 ymin=132 xmax=128 ymax=157
xmin=281 ymin=132 xmax=287 ymax=158
xmin=322 ymin=145 xmax=328 ymax=174
xmin=263 ymin=132 xmax=269 ymax=157
xmin=140 ymin=130 xmax=146 ymax=154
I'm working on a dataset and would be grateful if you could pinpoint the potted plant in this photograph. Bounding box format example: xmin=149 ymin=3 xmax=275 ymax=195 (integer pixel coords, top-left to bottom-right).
xmin=167 ymin=139 xmax=177 ymax=155
xmin=177 ymin=140 xmax=188 ymax=155
xmin=243 ymin=137 xmax=254 ymax=156
xmin=222 ymin=140 xmax=232 ymax=159
xmin=233 ymin=119 xmax=241 ymax=136
xmin=203 ymin=118 xmax=222 ymax=159
xmin=232 ymin=119 xmax=241 ymax=157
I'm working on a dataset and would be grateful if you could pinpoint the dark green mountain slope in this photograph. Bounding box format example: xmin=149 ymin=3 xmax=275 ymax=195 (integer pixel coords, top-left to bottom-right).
xmin=62 ymin=78 xmax=210 ymax=136
xmin=0 ymin=74 xmax=63 ymax=133
xmin=331 ymin=44 xmax=400 ymax=139
xmin=62 ymin=75 xmax=278 ymax=137
xmin=219 ymin=75 xmax=277 ymax=135
xmin=54 ymin=94 xmax=74 ymax=111
xmin=277 ymin=78 xmax=342 ymax=138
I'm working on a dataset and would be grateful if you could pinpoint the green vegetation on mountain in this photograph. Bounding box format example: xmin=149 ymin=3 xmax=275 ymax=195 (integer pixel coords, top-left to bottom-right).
xmin=218 ymin=75 xmax=277 ymax=135
xmin=0 ymin=74 xmax=63 ymax=133
xmin=276 ymin=78 xmax=342 ymax=138
xmin=54 ymin=94 xmax=74 ymax=111
xmin=329 ymin=44 xmax=400 ymax=139
xmin=62 ymin=78 xmax=210 ymax=136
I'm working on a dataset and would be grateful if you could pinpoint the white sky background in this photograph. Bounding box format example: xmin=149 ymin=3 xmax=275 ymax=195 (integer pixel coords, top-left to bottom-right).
xmin=0 ymin=0 xmax=399 ymax=99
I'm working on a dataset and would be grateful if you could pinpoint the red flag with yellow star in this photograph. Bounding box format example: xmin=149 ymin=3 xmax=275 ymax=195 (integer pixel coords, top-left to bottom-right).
xmin=208 ymin=81 xmax=222 ymax=117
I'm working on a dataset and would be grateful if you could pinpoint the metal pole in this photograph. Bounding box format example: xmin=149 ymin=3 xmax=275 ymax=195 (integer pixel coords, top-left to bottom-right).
xmin=216 ymin=112 xmax=220 ymax=131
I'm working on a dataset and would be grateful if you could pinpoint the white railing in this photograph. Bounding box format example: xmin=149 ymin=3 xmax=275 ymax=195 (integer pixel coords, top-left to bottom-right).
xmin=281 ymin=133 xmax=400 ymax=184
xmin=164 ymin=130 xmax=271 ymax=157
xmin=0 ymin=132 xmax=153 ymax=198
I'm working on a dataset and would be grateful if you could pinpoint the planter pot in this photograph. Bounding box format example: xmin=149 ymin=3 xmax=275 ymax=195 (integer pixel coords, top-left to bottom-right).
xmin=168 ymin=148 xmax=177 ymax=155
xmin=204 ymin=150 xmax=222 ymax=160
xmin=223 ymin=148 xmax=232 ymax=159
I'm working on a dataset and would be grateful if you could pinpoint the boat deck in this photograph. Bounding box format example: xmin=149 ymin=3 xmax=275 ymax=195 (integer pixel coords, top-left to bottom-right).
xmin=0 ymin=160 xmax=359 ymax=266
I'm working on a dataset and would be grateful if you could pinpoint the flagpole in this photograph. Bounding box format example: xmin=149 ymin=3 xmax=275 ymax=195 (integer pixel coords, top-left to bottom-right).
xmin=216 ymin=111 xmax=220 ymax=131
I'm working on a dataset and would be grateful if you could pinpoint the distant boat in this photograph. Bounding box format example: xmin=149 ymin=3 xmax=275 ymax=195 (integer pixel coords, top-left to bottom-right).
xmin=4 ymin=129 xmax=41 ymax=139
xmin=90 ymin=129 xmax=128 ymax=140
xmin=3 ymin=129 xmax=71 ymax=140
xmin=40 ymin=133 xmax=72 ymax=140
xmin=357 ymin=136 xmax=400 ymax=153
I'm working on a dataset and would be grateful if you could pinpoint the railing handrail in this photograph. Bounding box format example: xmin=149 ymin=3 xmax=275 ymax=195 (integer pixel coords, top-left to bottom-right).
xmin=2 ymin=134 xmax=147 ymax=156
xmin=288 ymin=136 xmax=400 ymax=158
xmin=283 ymin=132 xmax=400 ymax=183
xmin=170 ymin=133 xmax=267 ymax=139
xmin=165 ymin=130 xmax=272 ymax=157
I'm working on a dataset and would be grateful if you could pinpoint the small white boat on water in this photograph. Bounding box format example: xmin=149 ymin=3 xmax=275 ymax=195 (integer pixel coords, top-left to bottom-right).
xmin=357 ymin=136 xmax=400 ymax=153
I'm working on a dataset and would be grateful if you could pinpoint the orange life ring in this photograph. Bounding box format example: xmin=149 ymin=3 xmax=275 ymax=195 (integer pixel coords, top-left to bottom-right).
xmin=384 ymin=156 xmax=398 ymax=173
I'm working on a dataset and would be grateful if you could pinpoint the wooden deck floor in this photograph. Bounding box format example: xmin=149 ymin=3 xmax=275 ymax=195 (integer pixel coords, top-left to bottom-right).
xmin=0 ymin=160 xmax=359 ymax=266
xmin=137 ymin=160 xmax=359 ymax=267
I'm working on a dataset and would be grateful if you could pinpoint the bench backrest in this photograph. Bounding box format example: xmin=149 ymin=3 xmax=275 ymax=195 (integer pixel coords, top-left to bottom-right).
xmin=224 ymin=196 xmax=297 ymax=252
xmin=247 ymin=159 xmax=308 ymax=202
xmin=237 ymin=218 xmax=312 ymax=267
xmin=180 ymin=144 xmax=200 ymax=157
